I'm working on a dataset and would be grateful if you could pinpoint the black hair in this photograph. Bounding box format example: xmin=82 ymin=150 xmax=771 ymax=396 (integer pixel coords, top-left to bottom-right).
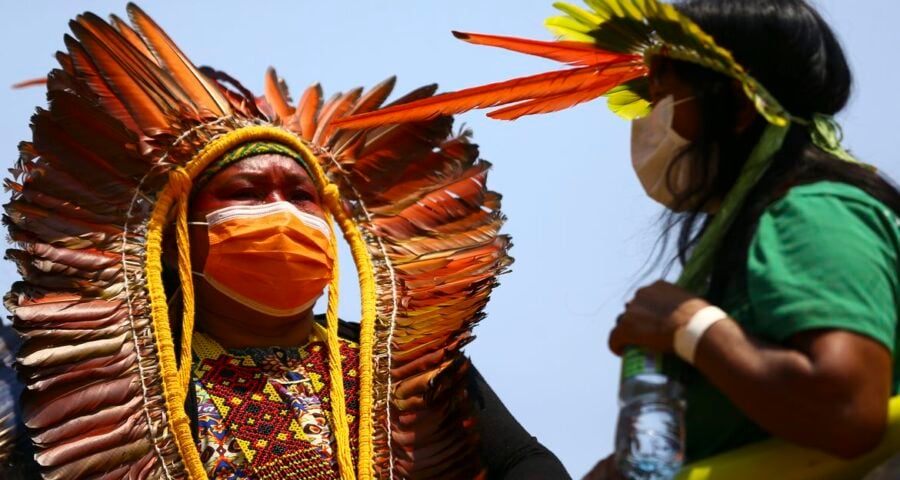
xmin=656 ymin=0 xmax=900 ymax=300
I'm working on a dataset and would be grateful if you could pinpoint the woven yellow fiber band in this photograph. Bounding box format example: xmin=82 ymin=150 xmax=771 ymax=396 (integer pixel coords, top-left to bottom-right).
xmin=145 ymin=125 xmax=378 ymax=480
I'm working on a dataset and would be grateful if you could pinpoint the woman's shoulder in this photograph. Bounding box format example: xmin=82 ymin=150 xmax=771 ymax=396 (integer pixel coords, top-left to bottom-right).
xmin=774 ymin=180 xmax=897 ymax=213
xmin=749 ymin=179 xmax=900 ymax=281
xmin=780 ymin=180 xmax=890 ymax=207
xmin=765 ymin=180 xmax=900 ymax=233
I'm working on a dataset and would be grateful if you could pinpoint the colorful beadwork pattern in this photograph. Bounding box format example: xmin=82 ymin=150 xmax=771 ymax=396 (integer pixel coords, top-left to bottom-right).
xmin=193 ymin=331 xmax=360 ymax=479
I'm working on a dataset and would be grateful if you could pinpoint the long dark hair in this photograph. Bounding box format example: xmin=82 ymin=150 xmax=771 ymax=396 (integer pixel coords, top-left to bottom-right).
xmin=657 ymin=0 xmax=900 ymax=300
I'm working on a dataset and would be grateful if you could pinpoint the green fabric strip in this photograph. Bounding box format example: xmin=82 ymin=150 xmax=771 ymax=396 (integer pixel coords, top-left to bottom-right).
xmin=677 ymin=123 xmax=790 ymax=292
xmin=194 ymin=141 xmax=315 ymax=188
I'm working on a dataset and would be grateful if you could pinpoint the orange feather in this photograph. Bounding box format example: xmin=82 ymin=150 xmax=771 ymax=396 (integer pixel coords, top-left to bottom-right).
xmin=313 ymin=89 xmax=362 ymax=144
xmin=76 ymin=14 xmax=190 ymax=110
xmin=349 ymin=76 xmax=397 ymax=116
xmin=297 ymin=83 xmax=323 ymax=140
xmin=109 ymin=14 xmax=155 ymax=63
xmin=452 ymin=31 xmax=638 ymax=66
xmin=126 ymin=3 xmax=230 ymax=116
xmin=334 ymin=62 xmax=642 ymax=129
xmin=264 ymin=67 xmax=294 ymax=120
xmin=12 ymin=78 xmax=47 ymax=89
xmin=69 ymin=22 xmax=172 ymax=133
xmin=487 ymin=66 xmax=646 ymax=119
xmin=63 ymin=36 xmax=142 ymax=133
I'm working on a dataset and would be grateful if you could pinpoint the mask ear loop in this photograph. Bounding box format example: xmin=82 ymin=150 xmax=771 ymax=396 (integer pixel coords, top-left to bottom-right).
xmin=168 ymin=168 xmax=197 ymax=402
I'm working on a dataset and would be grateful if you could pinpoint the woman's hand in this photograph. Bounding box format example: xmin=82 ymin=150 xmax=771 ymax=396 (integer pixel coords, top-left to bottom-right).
xmin=608 ymin=280 xmax=710 ymax=356
xmin=582 ymin=455 xmax=623 ymax=480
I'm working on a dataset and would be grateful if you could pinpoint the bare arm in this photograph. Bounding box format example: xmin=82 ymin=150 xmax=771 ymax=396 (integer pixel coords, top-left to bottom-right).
xmin=694 ymin=319 xmax=890 ymax=457
xmin=609 ymin=281 xmax=892 ymax=459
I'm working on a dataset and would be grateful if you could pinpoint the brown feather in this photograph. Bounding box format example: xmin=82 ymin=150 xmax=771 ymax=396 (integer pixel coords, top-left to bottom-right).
xmin=78 ymin=13 xmax=199 ymax=117
xmin=63 ymin=36 xmax=141 ymax=133
xmin=126 ymin=3 xmax=231 ymax=116
xmin=41 ymin=437 xmax=151 ymax=480
xmin=35 ymin=410 xmax=146 ymax=467
xmin=22 ymin=374 xmax=138 ymax=429
xmin=349 ymin=77 xmax=397 ymax=116
xmin=264 ymin=67 xmax=294 ymax=120
xmin=17 ymin=332 xmax=129 ymax=370
xmin=314 ymin=88 xmax=362 ymax=145
xmin=68 ymin=22 xmax=172 ymax=133
xmin=109 ymin=14 xmax=155 ymax=63
xmin=297 ymin=83 xmax=323 ymax=140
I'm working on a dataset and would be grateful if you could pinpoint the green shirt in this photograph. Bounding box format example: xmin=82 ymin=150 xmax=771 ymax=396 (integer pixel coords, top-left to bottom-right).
xmin=684 ymin=181 xmax=900 ymax=461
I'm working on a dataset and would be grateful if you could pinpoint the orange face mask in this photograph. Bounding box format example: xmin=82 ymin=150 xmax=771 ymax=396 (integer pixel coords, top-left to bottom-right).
xmin=191 ymin=201 xmax=335 ymax=317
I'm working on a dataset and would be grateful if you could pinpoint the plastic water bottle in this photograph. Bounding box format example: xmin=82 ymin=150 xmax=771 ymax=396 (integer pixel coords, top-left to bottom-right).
xmin=614 ymin=349 xmax=686 ymax=479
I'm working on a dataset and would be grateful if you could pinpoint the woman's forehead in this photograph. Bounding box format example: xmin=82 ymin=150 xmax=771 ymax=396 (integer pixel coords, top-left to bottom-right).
xmin=210 ymin=153 xmax=312 ymax=183
xmin=219 ymin=153 xmax=310 ymax=175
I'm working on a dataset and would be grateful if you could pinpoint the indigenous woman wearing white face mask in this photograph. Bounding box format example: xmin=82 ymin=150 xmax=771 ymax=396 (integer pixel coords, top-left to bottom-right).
xmin=630 ymin=95 xmax=700 ymax=210
xmin=337 ymin=0 xmax=900 ymax=477
xmin=0 ymin=6 xmax=571 ymax=479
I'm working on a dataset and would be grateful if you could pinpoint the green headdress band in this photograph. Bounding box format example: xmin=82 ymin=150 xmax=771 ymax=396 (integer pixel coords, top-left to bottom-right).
xmin=548 ymin=0 xmax=863 ymax=164
xmin=193 ymin=141 xmax=315 ymax=189
xmin=546 ymin=0 xmax=792 ymax=126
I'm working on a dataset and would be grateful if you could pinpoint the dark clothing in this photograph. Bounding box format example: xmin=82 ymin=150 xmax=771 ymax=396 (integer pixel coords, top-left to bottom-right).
xmin=338 ymin=320 xmax=571 ymax=479
xmin=468 ymin=366 xmax=571 ymax=479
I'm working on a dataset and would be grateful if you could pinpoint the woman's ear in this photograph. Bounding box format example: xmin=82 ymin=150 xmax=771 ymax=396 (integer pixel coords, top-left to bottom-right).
xmin=732 ymin=79 xmax=758 ymax=134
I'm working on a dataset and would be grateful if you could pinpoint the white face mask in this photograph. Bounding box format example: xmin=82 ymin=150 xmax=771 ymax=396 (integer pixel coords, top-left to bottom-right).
xmin=630 ymin=95 xmax=696 ymax=209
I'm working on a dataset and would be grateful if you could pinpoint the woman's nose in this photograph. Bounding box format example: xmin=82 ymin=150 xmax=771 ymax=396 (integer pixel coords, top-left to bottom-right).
xmin=265 ymin=190 xmax=289 ymax=203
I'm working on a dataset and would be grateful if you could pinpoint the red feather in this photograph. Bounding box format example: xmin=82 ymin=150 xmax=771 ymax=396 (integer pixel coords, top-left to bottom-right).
xmin=452 ymin=31 xmax=638 ymax=66
xmin=333 ymin=62 xmax=643 ymax=129
xmin=12 ymin=77 xmax=47 ymax=89
xmin=487 ymin=66 xmax=646 ymax=119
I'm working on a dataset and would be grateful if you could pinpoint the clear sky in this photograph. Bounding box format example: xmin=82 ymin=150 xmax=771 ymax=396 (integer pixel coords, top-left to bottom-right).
xmin=0 ymin=1 xmax=897 ymax=477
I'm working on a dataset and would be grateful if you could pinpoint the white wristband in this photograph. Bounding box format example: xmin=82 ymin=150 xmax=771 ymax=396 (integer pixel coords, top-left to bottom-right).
xmin=673 ymin=305 xmax=728 ymax=365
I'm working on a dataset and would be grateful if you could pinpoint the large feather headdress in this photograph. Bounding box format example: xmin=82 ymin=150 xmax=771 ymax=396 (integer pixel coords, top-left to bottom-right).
xmin=2 ymin=3 xmax=509 ymax=479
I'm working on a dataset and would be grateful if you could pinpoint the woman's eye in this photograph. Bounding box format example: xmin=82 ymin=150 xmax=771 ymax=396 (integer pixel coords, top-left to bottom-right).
xmin=229 ymin=189 xmax=260 ymax=200
xmin=291 ymin=190 xmax=314 ymax=202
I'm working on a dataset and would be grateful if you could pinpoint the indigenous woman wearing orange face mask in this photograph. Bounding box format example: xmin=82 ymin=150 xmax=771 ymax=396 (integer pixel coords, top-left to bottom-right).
xmin=0 ymin=5 xmax=569 ymax=479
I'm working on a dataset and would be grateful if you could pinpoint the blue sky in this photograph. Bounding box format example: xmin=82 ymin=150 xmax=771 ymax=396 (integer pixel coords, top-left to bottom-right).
xmin=1 ymin=1 xmax=897 ymax=476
